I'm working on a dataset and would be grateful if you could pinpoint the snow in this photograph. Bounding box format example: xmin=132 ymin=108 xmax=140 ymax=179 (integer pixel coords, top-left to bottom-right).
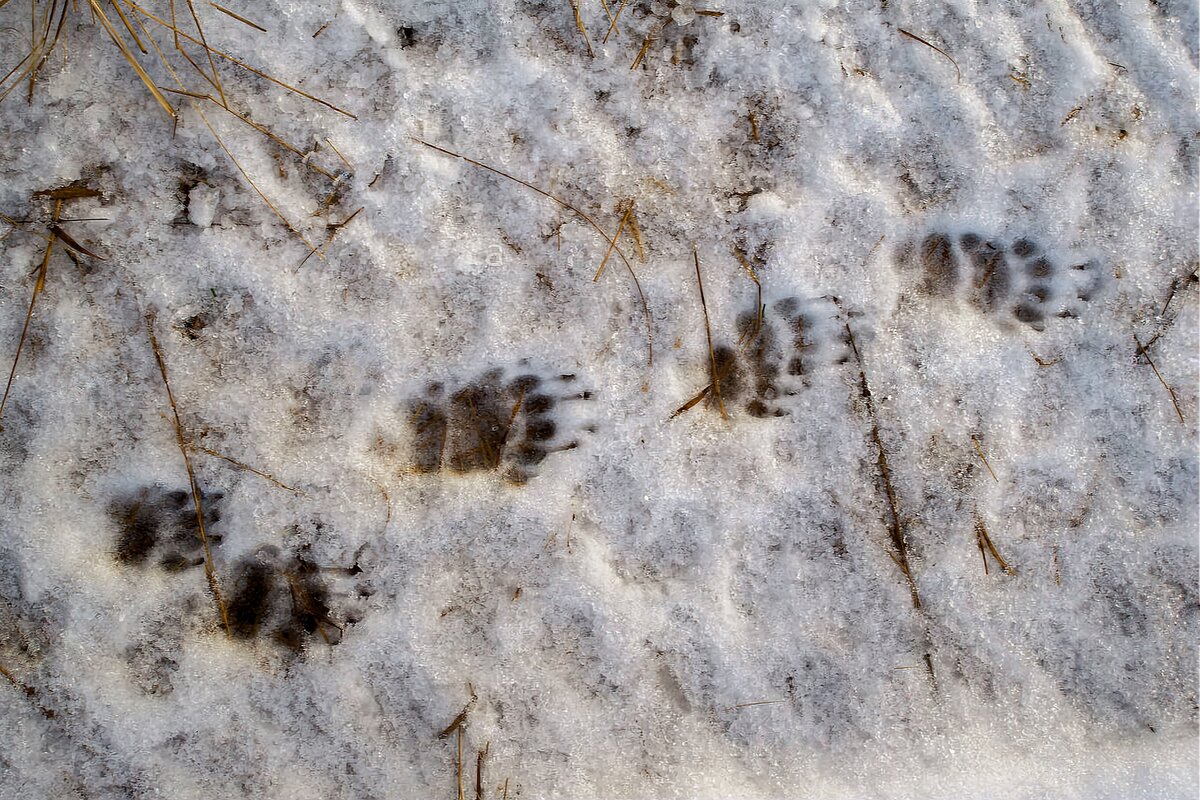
xmin=0 ymin=1 xmax=1196 ymax=798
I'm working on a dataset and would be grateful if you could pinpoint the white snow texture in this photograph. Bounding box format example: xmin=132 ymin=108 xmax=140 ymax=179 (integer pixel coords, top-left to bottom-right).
xmin=0 ymin=1 xmax=1197 ymax=798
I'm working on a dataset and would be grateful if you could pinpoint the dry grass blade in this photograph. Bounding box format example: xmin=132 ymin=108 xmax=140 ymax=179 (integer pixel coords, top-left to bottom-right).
xmin=300 ymin=205 xmax=362 ymax=267
xmin=0 ymin=201 xmax=59 ymax=423
xmin=840 ymin=306 xmax=936 ymax=684
xmin=593 ymin=201 xmax=631 ymax=281
xmin=48 ymin=223 xmax=104 ymax=259
xmin=567 ymin=0 xmax=594 ymax=57
xmin=34 ymin=185 xmax=102 ymax=200
xmin=325 ymin=137 xmax=353 ymax=172
xmin=1133 ymin=334 xmax=1185 ymax=423
xmin=729 ymin=699 xmax=785 ymax=709
xmin=475 ymin=743 xmax=489 ymax=800
xmin=159 ymin=86 xmax=338 ymax=180
xmin=134 ymin=4 xmax=320 ymax=250
xmin=438 ymin=688 xmax=478 ymax=739
xmin=457 ymin=727 xmax=465 ymax=800
xmin=194 ymin=105 xmax=320 ymax=253
xmin=126 ymin=0 xmax=357 ymax=118
xmin=1 ymin=0 xmax=69 ymax=106
xmin=209 ymin=1 xmax=265 ymax=32
xmin=109 ymin=0 xmax=149 ymax=54
xmin=190 ymin=443 xmax=305 ymax=495
xmin=970 ymin=436 xmax=998 ymax=482
xmin=694 ymin=248 xmax=726 ymax=419
xmin=128 ymin=5 xmax=326 ymax=251
xmin=898 ymin=28 xmax=961 ymax=83
xmin=602 ymin=0 xmax=629 ymax=43
xmin=414 ymin=137 xmax=653 ymax=367
xmin=87 ymin=0 xmax=177 ymax=117
xmin=184 ymin=0 xmax=228 ymax=107
xmin=146 ymin=312 xmax=232 ymax=637
xmin=974 ymin=512 xmax=1014 ymax=576
xmin=631 ymin=19 xmax=669 ymax=70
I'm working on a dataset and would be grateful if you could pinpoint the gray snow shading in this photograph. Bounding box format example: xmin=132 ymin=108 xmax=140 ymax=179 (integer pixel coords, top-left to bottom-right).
xmin=0 ymin=1 xmax=1196 ymax=798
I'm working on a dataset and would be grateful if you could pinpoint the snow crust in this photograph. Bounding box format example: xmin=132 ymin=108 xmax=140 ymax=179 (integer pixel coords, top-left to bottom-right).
xmin=0 ymin=1 xmax=1196 ymax=798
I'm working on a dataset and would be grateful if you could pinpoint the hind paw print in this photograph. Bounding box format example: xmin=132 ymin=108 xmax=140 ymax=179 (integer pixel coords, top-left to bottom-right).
xmin=682 ymin=295 xmax=853 ymax=418
xmin=908 ymin=231 xmax=1105 ymax=329
xmin=225 ymin=545 xmax=371 ymax=653
xmin=405 ymin=364 xmax=594 ymax=483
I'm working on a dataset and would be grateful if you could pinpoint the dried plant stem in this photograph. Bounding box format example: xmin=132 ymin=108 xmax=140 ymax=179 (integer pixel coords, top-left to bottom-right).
xmin=602 ymin=0 xmax=629 ymax=43
xmin=566 ymin=0 xmax=593 ymax=57
xmin=456 ymin=727 xmax=465 ymax=800
xmin=413 ymin=137 xmax=652 ymax=367
xmin=209 ymin=1 xmax=265 ymax=32
xmin=0 ymin=201 xmax=59 ymax=422
xmin=124 ymin=0 xmax=357 ymax=118
xmin=840 ymin=308 xmax=935 ymax=684
xmin=130 ymin=7 xmax=321 ymax=253
xmin=974 ymin=511 xmax=1014 ymax=576
xmin=88 ymin=0 xmax=176 ymax=116
xmin=898 ymin=28 xmax=961 ymax=83
xmin=593 ymin=202 xmax=631 ymax=281
xmin=1134 ymin=334 xmax=1185 ymax=423
xmin=190 ymin=443 xmax=304 ymax=494
xmin=971 ymin=436 xmax=998 ymax=482
xmin=694 ymin=248 xmax=726 ymax=419
xmin=146 ymin=312 xmax=231 ymax=637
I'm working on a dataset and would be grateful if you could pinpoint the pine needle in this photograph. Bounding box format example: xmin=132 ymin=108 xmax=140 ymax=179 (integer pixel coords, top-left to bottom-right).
xmin=146 ymin=311 xmax=232 ymax=637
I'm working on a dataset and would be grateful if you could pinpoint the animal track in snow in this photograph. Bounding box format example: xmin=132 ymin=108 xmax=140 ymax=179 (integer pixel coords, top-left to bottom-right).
xmin=110 ymin=485 xmax=224 ymax=572
xmin=685 ymin=295 xmax=855 ymax=418
xmin=902 ymin=231 xmax=1106 ymax=329
xmin=405 ymin=364 xmax=594 ymax=483
xmin=225 ymin=545 xmax=371 ymax=653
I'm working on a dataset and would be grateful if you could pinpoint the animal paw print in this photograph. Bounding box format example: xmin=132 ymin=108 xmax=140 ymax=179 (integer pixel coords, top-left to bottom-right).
xmin=225 ymin=545 xmax=371 ymax=653
xmin=110 ymin=486 xmax=224 ymax=571
xmin=686 ymin=295 xmax=853 ymax=418
xmin=406 ymin=364 xmax=594 ymax=483
xmin=908 ymin=231 xmax=1105 ymax=329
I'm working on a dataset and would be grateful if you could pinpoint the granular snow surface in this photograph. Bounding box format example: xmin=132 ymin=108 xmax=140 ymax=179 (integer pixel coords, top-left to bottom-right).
xmin=0 ymin=1 xmax=1196 ymax=798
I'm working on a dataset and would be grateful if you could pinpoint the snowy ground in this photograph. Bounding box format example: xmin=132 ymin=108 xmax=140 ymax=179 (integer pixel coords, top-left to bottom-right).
xmin=0 ymin=1 xmax=1197 ymax=798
